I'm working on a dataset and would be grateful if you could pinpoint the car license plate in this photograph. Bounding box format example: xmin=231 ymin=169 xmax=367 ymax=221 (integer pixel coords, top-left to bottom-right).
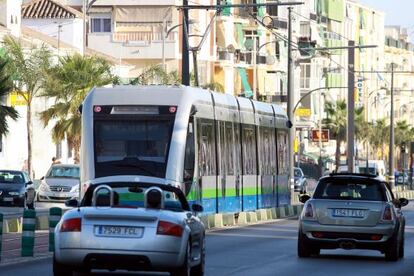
xmin=333 ymin=209 xmax=365 ymax=218
xmin=95 ymin=226 xmax=143 ymax=238
xmin=3 ymin=197 xmax=13 ymax=202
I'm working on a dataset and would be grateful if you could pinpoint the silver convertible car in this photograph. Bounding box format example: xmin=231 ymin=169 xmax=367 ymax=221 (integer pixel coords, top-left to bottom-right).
xmin=298 ymin=173 xmax=408 ymax=261
xmin=54 ymin=181 xmax=205 ymax=276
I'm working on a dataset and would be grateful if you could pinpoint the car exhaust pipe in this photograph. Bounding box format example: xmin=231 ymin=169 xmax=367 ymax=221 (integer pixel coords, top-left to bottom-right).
xmin=339 ymin=241 xmax=356 ymax=250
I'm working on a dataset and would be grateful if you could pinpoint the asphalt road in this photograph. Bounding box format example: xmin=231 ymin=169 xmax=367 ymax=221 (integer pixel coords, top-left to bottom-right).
xmin=2 ymin=203 xmax=414 ymax=276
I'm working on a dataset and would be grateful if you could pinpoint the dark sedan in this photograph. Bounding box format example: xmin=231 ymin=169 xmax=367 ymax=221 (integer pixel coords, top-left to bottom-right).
xmin=0 ymin=170 xmax=34 ymax=207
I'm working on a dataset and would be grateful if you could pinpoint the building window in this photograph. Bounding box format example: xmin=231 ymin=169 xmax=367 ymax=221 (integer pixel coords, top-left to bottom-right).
xmin=91 ymin=18 xmax=112 ymax=33
xmin=300 ymin=63 xmax=311 ymax=89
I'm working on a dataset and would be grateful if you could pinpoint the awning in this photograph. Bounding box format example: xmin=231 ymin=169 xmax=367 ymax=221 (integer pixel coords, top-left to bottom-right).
xmin=88 ymin=7 xmax=113 ymax=13
xmin=114 ymin=6 xmax=172 ymax=24
xmin=238 ymin=68 xmax=253 ymax=97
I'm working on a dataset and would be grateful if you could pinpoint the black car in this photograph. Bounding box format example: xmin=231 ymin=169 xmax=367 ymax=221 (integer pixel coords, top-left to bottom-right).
xmin=0 ymin=170 xmax=34 ymax=207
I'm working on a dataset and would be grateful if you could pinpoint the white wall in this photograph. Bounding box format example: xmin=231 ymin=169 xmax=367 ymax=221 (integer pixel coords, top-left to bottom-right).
xmin=0 ymin=0 xmax=22 ymax=37
xmin=0 ymin=97 xmax=73 ymax=179
xmin=22 ymin=18 xmax=83 ymax=51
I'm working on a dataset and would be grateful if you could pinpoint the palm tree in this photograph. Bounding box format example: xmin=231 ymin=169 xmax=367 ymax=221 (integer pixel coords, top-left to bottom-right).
xmin=39 ymin=54 xmax=114 ymax=161
xmin=130 ymin=64 xmax=180 ymax=85
xmin=0 ymin=58 xmax=19 ymax=137
xmin=3 ymin=35 xmax=52 ymax=178
xmin=323 ymin=99 xmax=365 ymax=169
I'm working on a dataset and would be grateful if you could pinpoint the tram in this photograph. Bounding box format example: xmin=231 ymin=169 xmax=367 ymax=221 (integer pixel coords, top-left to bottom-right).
xmin=80 ymin=85 xmax=290 ymax=214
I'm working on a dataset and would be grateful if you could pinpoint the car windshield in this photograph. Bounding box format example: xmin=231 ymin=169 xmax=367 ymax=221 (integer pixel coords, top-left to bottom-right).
xmin=294 ymin=169 xmax=302 ymax=177
xmin=313 ymin=179 xmax=385 ymax=201
xmin=0 ymin=171 xmax=25 ymax=184
xmin=47 ymin=167 xmax=79 ymax=178
xmin=82 ymin=183 xmax=189 ymax=212
xmin=359 ymin=167 xmax=377 ymax=175
xmin=94 ymin=119 xmax=174 ymax=178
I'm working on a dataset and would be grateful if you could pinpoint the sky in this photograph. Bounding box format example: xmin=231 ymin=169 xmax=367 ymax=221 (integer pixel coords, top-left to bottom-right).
xmin=359 ymin=0 xmax=414 ymax=31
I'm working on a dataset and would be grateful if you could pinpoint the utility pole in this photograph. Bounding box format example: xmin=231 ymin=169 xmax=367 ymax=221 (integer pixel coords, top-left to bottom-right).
xmin=82 ymin=0 xmax=86 ymax=56
xmin=347 ymin=40 xmax=355 ymax=173
xmin=253 ymin=35 xmax=257 ymax=100
xmin=287 ymin=7 xmax=295 ymax=189
xmin=182 ymin=0 xmax=190 ymax=85
xmin=57 ymin=24 xmax=62 ymax=57
xmin=162 ymin=19 xmax=166 ymax=71
xmin=389 ymin=63 xmax=395 ymax=189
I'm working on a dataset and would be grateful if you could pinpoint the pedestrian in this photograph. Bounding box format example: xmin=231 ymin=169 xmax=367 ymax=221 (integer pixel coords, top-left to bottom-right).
xmin=52 ymin=157 xmax=61 ymax=165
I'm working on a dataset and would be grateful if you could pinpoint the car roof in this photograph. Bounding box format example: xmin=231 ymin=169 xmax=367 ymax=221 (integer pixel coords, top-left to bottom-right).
xmin=320 ymin=173 xmax=384 ymax=182
xmin=0 ymin=170 xmax=25 ymax=174
xmin=50 ymin=164 xmax=79 ymax=168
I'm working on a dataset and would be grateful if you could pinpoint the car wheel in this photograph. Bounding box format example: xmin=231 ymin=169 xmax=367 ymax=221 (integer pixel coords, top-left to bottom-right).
xmin=171 ymin=242 xmax=191 ymax=276
xmin=191 ymin=237 xmax=205 ymax=276
xmin=385 ymin=232 xmax=400 ymax=262
xmin=53 ymin=255 xmax=73 ymax=276
xmin=297 ymin=231 xmax=312 ymax=258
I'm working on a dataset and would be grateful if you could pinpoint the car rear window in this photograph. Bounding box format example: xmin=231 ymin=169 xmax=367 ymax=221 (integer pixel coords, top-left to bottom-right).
xmin=313 ymin=179 xmax=385 ymax=201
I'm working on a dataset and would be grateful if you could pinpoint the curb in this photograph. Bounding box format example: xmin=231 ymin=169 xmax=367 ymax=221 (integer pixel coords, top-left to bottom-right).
xmin=200 ymin=204 xmax=303 ymax=230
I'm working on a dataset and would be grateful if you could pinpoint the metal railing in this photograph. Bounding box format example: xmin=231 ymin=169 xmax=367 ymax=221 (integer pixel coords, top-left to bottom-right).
xmin=112 ymin=31 xmax=177 ymax=43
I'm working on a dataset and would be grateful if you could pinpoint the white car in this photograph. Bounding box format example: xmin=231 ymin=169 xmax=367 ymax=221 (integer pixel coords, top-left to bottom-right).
xmin=54 ymin=181 xmax=205 ymax=276
xmin=37 ymin=164 xmax=80 ymax=202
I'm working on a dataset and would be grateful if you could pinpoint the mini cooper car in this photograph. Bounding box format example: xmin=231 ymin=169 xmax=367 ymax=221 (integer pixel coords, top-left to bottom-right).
xmin=298 ymin=173 xmax=408 ymax=261
xmin=53 ymin=180 xmax=205 ymax=276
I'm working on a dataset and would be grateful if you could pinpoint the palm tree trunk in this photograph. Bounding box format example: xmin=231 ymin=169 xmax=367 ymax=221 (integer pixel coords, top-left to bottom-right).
xmin=73 ymin=138 xmax=81 ymax=164
xmin=27 ymin=103 xmax=33 ymax=179
xmin=335 ymin=137 xmax=341 ymax=170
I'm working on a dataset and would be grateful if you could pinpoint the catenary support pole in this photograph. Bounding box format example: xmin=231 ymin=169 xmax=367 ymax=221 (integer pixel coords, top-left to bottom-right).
xmin=347 ymin=40 xmax=355 ymax=173
xmin=287 ymin=7 xmax=295 ymax=194
xmin=182 ymin=0 xmax=190 ymax=85
xmin=21 ymin=209 xmax=36 ymax=257
xmin=389 ymin=63 xmax=395 ymax=189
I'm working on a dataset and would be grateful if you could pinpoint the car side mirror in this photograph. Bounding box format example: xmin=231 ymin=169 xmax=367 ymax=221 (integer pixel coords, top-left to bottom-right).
xmin=299 ymin=194 xmax=311 ymax=204
xmin=40 ymin=176 xmax=45 ymax=180
xmin=65 ymin=199 xmax=79 ymax=208
xmin=192 ymin=203 xmax=203 ymax=213
xmin=398 ymin=198 xmax=409 ymax=207
xmin=25 ymin=181 xmax=33 ymax=186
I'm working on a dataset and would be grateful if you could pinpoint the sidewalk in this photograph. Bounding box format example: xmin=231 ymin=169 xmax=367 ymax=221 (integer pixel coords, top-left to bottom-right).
xmin=0 ymin=231 xmax=52 ymax=266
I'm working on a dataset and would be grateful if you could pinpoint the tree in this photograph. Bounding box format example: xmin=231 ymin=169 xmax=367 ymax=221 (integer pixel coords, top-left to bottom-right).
xmin=0 ymin=59 xmax=19 ymax=137
xmin=130 ymin=64 xmax=180 ymax=85
xmin=39 ymin=54 xmax=114 ymax=161
xmin=3 ymin=35 xmax=52 ymax=178
xmin=368 ymin=119 xmax=389 ymax=160
xmin=323 ymin=100 xmax=365 ymax=169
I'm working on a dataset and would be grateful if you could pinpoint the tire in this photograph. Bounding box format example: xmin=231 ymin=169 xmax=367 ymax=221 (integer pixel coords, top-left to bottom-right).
xmin=171 ymin=242 xmax=191 ymax=276
xmin=297 ymin=231 xmax=312 ymax=258
xmin=53 ymin=255 xmax=73 ymax=276
xmin=18 ymin=196 xmax=26 ymax=208
xmin=385 ymin=232 xmax=400 ymax=262
xmin=191 ymin=237 xmax=205 ymax=276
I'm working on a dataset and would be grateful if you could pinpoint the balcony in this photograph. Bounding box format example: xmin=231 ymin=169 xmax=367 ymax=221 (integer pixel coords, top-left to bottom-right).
xmin=88 ymin=31 xmax=178 ymax=60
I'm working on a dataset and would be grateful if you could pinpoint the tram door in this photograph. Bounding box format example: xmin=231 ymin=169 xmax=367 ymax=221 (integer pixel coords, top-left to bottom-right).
xmin=216 ymin=109 xmax=242 ymax=213
xmin=241 ymin=125 xmax=258 ymax=211
xmin=276 ymin=130 xmax=289 ymax=206
xmin=195 ymin=117 xmax=217 ymax=214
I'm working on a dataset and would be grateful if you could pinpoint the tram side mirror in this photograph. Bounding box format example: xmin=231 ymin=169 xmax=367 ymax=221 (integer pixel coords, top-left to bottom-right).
xmin=78 ymin=104 xmax=83 ymax=114
xmin=40 ymin=176 xmax=45 ymax=180
xmin=192 ymin=203 xmax=203 ymax=213
xmin=286 ymin=120 xmax=293 ymax=128
xmin=299 ymin=194 xmax=311 ymax=204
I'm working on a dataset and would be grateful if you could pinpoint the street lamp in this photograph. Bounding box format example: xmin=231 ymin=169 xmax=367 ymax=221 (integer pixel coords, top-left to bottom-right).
xmin=82 ymin=0 xmax=97 ymax=56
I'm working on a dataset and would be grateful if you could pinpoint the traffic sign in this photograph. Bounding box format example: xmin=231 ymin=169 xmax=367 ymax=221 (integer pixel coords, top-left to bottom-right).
xmin=295 ymin=108 xmax=311 ymax=117
xmin=311 ymin=129 xmax=329 ymax=142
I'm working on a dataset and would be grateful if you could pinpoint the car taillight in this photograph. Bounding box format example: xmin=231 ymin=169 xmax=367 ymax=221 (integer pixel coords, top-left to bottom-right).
xmin=382 ymin=205 xmax=392 ymax=221
xmin=304 ymin=203 xmax=314 ymax=218
xmin=60 ymin=218 xmax=82 ymax=232
xmin=157 ymin=221 xmax=183 ymax=237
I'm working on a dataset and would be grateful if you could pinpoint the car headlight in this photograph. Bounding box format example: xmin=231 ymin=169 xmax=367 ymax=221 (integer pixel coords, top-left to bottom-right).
xmin=294 ymin=179 xmax=299 ymax=184
xmin=9 ymin=191 xmax=20 ymax=196
xmin=70 ymin=185 xmax=79 ymax=193
xmin=40 ymin=183 xmax=50 ymax=192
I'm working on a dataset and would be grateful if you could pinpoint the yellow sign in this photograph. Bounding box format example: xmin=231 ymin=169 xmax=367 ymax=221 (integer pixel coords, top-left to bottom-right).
xmin=294 ymin=138 xmax=299 ymax=153
xmin=295 ymin=108 xmax=311 ymax=117
xmin=10 ymin=92 xmax=28 ymax=106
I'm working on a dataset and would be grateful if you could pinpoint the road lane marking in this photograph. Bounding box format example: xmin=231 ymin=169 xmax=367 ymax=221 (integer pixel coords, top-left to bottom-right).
xmin=207 ymin=232 xmax=297 ymax=240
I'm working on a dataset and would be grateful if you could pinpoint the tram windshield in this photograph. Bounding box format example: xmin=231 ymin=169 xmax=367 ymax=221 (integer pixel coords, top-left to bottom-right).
xmin=94 ymin=119 xmax=174 ymax=178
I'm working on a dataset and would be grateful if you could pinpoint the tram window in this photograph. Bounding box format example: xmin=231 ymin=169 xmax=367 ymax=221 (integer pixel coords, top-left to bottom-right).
xmin=225 ymin=122 xmax=234 ymax=175
xmin=259 ymin=127 xmax=272 ymax=175
xmin=277 ymin=131 xmax=288 ymax=174
xmin=242 ymin=125 xmax=257 ymax=175
xmin=270 ymin=129 xmax=277 ymax=174
xmin=234 ymin=123 xmax=242 ymax=174
xmin=197 ymin=119 xmax=216 ymax=176
xmin=184 ymin=122 xmax=195 ymax=182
